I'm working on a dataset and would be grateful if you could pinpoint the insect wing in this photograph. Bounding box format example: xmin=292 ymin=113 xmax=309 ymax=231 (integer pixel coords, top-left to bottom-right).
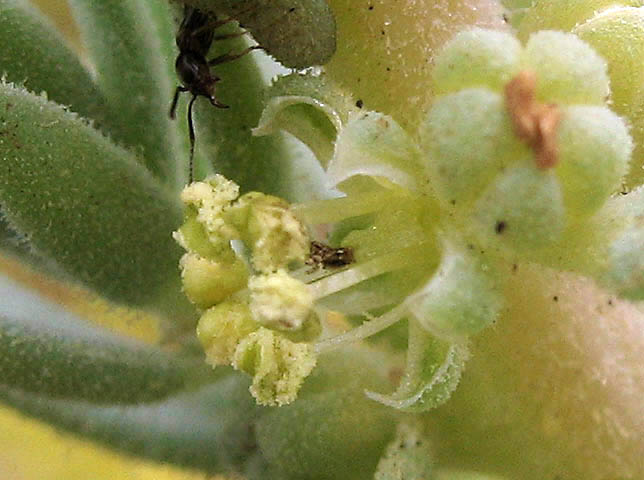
xmin=177 ymin=7 xmax=215 ymax=56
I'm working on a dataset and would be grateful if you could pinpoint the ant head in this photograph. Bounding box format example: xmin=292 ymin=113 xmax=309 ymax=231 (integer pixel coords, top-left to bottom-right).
xmin=175 ymin=53 xmax=229 ymax=109
xmin=201 ymin=74 xmax=228 ymax=109
xmin=209 ymin=91 xmax=229 ymax=109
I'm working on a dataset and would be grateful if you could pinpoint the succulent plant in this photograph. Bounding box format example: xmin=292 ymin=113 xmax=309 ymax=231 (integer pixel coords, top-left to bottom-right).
xmin=1 ymin=0 xmax=643 ymax=479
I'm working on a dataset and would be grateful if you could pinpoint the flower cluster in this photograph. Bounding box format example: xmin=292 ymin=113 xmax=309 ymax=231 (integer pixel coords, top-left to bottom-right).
xmin=178 ymin=28 xmax=640 ymax=408
xmin=174 ymin=175 xmax=318 ymax=405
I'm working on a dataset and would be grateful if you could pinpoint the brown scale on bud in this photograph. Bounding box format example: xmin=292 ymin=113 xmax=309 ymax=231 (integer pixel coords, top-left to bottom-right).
xmin=505 ymin=71 xmax=561 ymax=169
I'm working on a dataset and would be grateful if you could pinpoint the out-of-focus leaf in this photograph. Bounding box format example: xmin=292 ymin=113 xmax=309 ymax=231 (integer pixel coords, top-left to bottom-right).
xmin=180 ymin=0 xmax=336 ymax=68
xmin=0 ymin=274 xmax=211 ymax=403
xmin=0 ymin=373 xmax=262 ymax=474
xmin=0 ymin=0 xmax=106 ymax=123
xmin=68 ymin=0 xmax=187 ymax=187
xmin=0 ymin=81 xmax=186 ymax=310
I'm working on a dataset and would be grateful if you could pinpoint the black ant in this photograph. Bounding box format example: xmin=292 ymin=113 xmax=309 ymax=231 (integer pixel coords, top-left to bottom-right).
xmin=169 ymin=6 xmax=262 ymax=183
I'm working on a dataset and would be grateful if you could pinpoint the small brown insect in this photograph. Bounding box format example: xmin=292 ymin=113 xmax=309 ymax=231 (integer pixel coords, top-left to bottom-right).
xmin=306 ymin=240 xmax=355 ymax=270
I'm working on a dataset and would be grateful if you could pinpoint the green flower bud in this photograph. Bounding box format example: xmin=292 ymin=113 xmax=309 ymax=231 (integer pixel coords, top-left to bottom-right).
xmin=173 ymin=212 xmax=221 ymax=260
xmin=232 ymin=192 xmax=309 ymax=273
xmin=249 ymin=269 xmax=314 ymax=331
xmin=179 ymin=252 xmax=249 ymax=309
xmin=178 ymin=175 xmax=241 ymax=249
xmin=420 ymin=88 xmax=527 ymax=209
xmin=522 ymin=30 xmax=609 ymax=105
xmin=556 ymin=106 xmax=632 ymax=217
xmin=471 ymin=162 xmax=566 ymax=252
xmin=432 ymin=28 xmax=521 ymax=96
xmin=197 ymin=301 xmax=258 ymax=366
xmin=232 ymin=328 xmax=317 ymax=406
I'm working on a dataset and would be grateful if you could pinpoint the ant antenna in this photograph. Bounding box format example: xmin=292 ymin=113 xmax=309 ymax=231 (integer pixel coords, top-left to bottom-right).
xmin=187 ymin=94 xmax=197 ymax=184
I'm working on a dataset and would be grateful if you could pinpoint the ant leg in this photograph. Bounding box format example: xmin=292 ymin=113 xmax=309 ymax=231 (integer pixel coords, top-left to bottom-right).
xmin=169 ymin=86 xmax=188 ymax=119
xmin=208 ymin=45 xmax=264 ymax=66
xmin=187 ymin=94 xmax=198 ymax=184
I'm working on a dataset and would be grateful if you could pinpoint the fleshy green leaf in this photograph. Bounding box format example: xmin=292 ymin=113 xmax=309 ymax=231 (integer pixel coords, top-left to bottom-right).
xmin=180 ymin=0 xmax=337 ymax=68
xmin=68 ymin=0 xmax=187 ymax=187
xmin=0 ymin=373 xmax=262 ymax=474
xmin=0 ymin=274 xmax=211 ymax=403
xmin=0 ymin=81 xmax=186 ymax=310
xmin=366 ymin=318 xmax=469 ymax=412
xmin=0 ymin=0 xmax=105 ymax=123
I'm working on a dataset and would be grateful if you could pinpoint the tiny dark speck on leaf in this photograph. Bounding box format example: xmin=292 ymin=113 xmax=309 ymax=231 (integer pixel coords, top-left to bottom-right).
xmin=553 ymin=295 xmax=558 ymax=302
xmin=355 ymin=99 xmax=363 ymax=109
xmin=495 ymin=220 xmax=507 ymax=234
xmin=368 ymin=5 xmax=374 ymax=10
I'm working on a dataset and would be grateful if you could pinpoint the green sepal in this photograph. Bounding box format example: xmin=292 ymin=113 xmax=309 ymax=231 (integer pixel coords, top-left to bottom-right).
xmin=180 ymin=0 xmax=336 ymax=68
xmin=366 ymin=318 xmax=469 ymax=412
xmin=0 ymin=81 xmax=186 ymax=310
xmin=0 ymin=275 xmax=212 ymax=403
xmin=0 ymin=0 xmax=105 ymax=124
xmin=0 ymin=372 xmax=262 ymax=474
xmin=254 ymin=72 xmax=356 ymax=168
xmin=329 ymin=111 xmax=429 ymax=192
xmin=68 ymin=0 xmax=187 ymax=187
xmin=406 ymin=243 xmax=504 ymax=341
